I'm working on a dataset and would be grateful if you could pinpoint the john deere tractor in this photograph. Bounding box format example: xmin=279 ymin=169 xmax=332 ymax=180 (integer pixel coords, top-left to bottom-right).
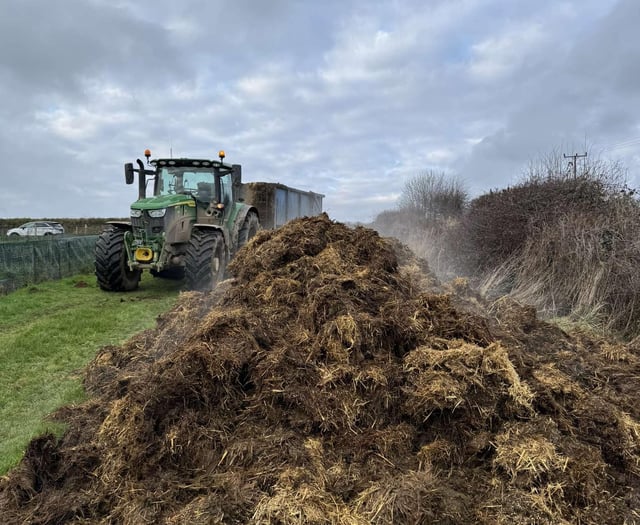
xmin=95 ymin=150 xmax=260 ymax=292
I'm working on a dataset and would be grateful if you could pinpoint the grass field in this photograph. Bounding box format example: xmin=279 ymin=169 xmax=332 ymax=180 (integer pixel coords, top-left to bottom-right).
xmin=0 ymin=273 xmax=181 ymax=474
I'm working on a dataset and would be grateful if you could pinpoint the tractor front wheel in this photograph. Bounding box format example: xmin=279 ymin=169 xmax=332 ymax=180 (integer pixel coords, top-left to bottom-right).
xmin=184 ymin=229 xmax=227 ymax=291
xmin=95 ymin=228 xmax=141 ymax=291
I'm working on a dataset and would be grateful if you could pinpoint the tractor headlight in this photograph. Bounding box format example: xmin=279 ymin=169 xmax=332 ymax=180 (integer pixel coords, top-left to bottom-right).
xmin=131 ymin=209 xmax=143 ymax=218
xmin=148 ymin=208 xmax=167 ymax=218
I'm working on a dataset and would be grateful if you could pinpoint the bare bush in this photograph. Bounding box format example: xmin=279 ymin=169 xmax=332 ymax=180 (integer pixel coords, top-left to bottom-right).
xmin=398 ymin=171 xmax=468 ymax=223
xmin=481 ymin=195 xmax=640 ymax=337
xmin=471 ymin=149 xmax=640 ymax=336
xmin=373 ymin=173 xmax=469 ymax=281
xmin=464 ymin=150 xmax=627 ymax=273
xmin=372 ymin=149 xmax=640 ymax=337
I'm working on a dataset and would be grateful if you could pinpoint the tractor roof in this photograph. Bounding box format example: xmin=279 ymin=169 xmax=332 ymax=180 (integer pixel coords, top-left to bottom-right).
xmin=151 ymin=158 xmax=236 ymax=171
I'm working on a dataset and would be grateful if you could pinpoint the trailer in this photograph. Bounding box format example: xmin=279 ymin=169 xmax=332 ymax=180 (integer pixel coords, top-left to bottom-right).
xmin=241 ymin=182 xmax=324 ymax=230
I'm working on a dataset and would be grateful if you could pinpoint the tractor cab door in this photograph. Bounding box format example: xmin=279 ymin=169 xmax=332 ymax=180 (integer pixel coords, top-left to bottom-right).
xmin=219 ymin=173 xmax=233 ymax=209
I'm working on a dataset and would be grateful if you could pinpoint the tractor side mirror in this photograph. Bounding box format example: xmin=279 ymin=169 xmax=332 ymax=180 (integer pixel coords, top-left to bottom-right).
xmin=124 ymin=163 xmax=134 ymax=184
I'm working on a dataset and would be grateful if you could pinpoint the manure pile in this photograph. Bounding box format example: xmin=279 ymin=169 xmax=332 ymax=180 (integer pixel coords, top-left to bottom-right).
xmin=1 ymin=214 xmax=640 ymax=524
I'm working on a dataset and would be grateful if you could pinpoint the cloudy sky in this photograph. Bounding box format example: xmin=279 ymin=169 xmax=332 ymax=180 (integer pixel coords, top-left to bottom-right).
xmin=1 ymin=0 xmax=639 ymax=223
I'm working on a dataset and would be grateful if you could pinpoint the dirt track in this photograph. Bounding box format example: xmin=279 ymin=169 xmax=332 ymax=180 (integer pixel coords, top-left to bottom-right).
xmin=1 ymin=214 xmax=639 ymax=524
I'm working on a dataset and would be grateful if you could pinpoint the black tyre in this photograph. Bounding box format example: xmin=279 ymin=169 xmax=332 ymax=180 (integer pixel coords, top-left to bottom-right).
xmin=95 ymin=228 xmax=141 ymax=291
xmin=184 ymin=229 xmax=227 ymax=291
xmin=237 ymin=211 xmax=260 ymax=249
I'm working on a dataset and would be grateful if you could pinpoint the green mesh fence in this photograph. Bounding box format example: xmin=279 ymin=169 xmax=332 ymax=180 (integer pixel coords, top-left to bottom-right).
xmin=0 ymin=236 xmax=98 ymax=293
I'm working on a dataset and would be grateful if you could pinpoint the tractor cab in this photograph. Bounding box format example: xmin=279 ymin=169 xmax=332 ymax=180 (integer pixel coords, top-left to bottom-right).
xmin=125 ymin=150 xmax=241 ymax=216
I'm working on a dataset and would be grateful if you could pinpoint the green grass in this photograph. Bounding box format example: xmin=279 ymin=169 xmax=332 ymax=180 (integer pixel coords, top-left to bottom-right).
xmin=0 ymin=273 xmax=181 ymax=474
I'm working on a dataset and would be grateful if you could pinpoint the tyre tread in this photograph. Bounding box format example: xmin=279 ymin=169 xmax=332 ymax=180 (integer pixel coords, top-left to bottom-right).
xmin=95 ymin=228 xmax=140 ymax=291
xmin=184 ymin=229 xmax=226 ymax=291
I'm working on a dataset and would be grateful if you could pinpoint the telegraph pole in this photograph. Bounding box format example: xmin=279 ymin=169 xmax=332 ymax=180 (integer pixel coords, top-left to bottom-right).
xmin=564 ymin=152 xmax=587 ymax=178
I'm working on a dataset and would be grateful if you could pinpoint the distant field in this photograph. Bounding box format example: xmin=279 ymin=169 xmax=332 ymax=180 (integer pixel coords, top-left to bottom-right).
xmin=0 ymin=272 xmax=181 ymax=474
xmin=0 ymin=218 xmax=127 ymax=237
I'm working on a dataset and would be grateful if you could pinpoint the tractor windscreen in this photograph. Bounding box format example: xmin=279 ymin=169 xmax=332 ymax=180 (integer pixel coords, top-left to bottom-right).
xmin=156 ymin=167 xmax=217 ymax=200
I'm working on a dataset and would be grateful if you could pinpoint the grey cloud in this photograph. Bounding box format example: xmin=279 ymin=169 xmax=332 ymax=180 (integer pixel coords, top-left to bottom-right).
xmin=457 ymin=0 xmax=639 ymax=195
xmin=0 ymin=0 xmax=637 ymax=224
xmin=0 ymin=0 xmax=184 ymax=98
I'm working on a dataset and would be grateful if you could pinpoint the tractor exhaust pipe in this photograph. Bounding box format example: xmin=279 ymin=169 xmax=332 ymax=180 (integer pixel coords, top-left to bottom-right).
xmin=136 ymin=159 xmax=146 ymax=200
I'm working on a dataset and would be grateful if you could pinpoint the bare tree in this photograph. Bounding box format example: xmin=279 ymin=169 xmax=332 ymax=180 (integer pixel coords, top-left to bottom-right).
xmin=398 ymin=171 xmax=468 ymax=222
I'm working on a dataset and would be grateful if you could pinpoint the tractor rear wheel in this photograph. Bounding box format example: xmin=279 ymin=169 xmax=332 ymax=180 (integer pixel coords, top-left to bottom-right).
xmin=95 ymin=228 xmax=141 ymax=291
xmin=184 ymin=229 xmax=227 ymax=291
xmin=237 ymin=211 xmax=260 ymax=250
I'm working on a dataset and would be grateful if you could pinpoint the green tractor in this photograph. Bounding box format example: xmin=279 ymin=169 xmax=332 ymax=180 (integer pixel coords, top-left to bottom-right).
xmin=95 ymin=150 xmax=260 ymax=292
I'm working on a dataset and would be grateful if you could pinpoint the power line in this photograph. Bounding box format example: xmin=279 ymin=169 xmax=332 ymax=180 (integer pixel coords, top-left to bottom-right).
xmin=564 ymin=152 xmax=587 ymax=178
xmin=604 ymin=137 xmax=640 ymax=151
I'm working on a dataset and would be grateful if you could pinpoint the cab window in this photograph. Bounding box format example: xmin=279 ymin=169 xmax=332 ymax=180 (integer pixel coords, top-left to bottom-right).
xmin=220 ymin=174 xmax=233 ymax=205
xmin=157 ymin=167 xmax=216 ymax=197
